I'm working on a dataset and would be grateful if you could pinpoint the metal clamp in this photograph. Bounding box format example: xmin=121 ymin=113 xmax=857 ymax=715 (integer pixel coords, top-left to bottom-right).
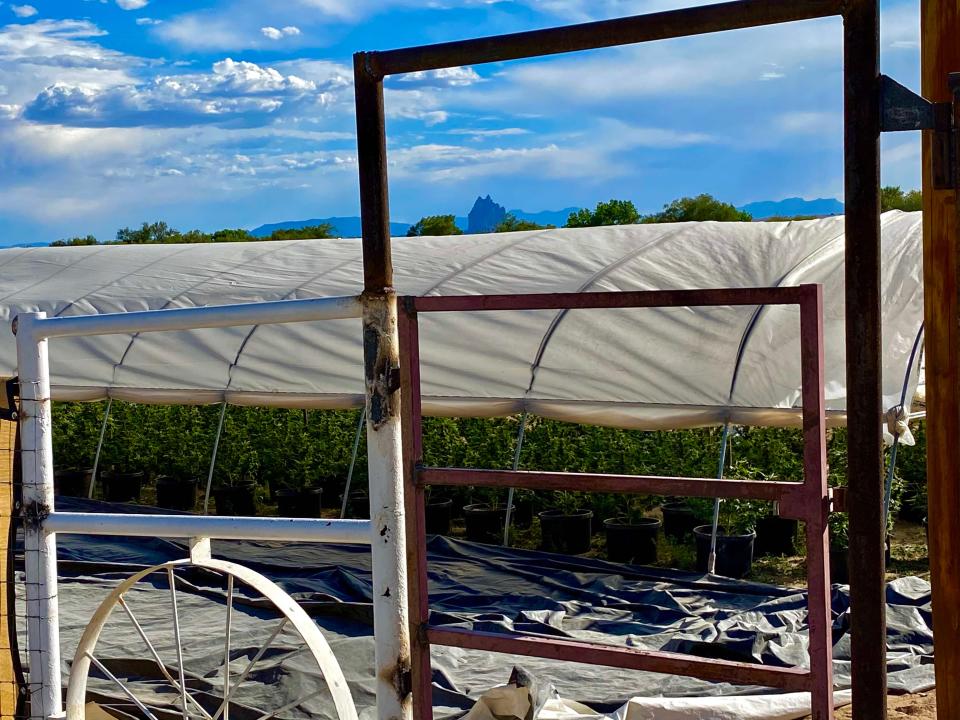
xmin=0 ymin=376 xmax=18 ymax=421
xmin=880 ymin=73 xmax=959 ymax=189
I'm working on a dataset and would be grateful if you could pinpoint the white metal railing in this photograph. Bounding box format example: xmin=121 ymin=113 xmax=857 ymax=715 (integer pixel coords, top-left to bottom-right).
xmin=12 ymin=294 xmax=407 ymax=720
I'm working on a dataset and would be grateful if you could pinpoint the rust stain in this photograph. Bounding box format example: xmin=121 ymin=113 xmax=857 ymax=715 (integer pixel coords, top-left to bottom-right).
xmin=362 ymin=292 xmax=400 ymax=430
xmin=379 ymin=656 xmax=412 ymax=702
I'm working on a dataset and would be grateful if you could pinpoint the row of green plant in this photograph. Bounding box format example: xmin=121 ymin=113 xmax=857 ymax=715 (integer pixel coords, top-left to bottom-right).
xmin=51 ymin=401 xmax=925 ymax=547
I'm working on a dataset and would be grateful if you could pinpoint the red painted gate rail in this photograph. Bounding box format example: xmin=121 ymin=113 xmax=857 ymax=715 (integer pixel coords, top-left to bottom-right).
xmin=397 ymin=284 xmax=833 ymax=720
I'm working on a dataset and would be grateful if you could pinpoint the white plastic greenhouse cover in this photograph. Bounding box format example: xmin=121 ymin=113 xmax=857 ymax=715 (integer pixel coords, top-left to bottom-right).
xmin=0 ymin=211 xmax=923 ymax=429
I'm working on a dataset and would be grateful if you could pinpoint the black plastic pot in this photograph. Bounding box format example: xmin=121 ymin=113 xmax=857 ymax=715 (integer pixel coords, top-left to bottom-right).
xmin=662 ymin=502 xmax=697 ymax=541
xmin=539 ymin=508 xmax=593 ymax=555
xmin=754 ymin=516 xmax=799 ymax=557
xmin=101 ymin=470 xmax=144 ymax=503
xmin=509 ymin=496 xmax=535 ymax=530
xmin=830 ymin=536 xmax=891 ymax=586
xmin=425 ymin=498 xmax=453 ymax=535
xmin=346 ymin=492 xmax=369 ymax=519
xmin=316 ymin=476 xmax=346 ymax=509
xmin=694 ymin=525 xmax=756 ymax=579
xmin=463 ymin=503 xmax=506 ymax=544
xmin=213 ymin=482 xmax=257 ymax=516
xmin=604 ymin=516 xmax=661 ymax=564
xmin=277 ymin=488 xmax=323 ymax=518
xmin=54 ymin=468 xmax=92 ymax=497
xmin=155 ymin=476 xmax=197 ymax=511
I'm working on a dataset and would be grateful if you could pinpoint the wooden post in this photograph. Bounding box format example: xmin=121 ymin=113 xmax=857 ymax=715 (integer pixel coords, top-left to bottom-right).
xmin=0 ymin=420 xmax=19 ymax=719
xmin=921 ymin=1 xmax=960 ymax=718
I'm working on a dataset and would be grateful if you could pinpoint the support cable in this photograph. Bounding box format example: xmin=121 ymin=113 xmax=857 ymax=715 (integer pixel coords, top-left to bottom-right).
xmin=502 ymin=412 xmax=529 ymax=546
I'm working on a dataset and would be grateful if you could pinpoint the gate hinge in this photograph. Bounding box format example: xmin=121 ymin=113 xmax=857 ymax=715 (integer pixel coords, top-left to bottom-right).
xmin=0 ymin=376 xmax=18 ymax=422
xmin=880 ymin=73 xmax=960 ymax=189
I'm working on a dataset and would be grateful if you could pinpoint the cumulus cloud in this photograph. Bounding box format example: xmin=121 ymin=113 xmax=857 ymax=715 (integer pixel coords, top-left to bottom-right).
xmin=116 ymin=0 xmax=149 ymax=9
xmin=392 ymin=66 xmax=481 ymax=88
xmin=261 ymin=25 xmax=301 ymax=40
xmin=10 ymin=4 xmax=37 ymax=17
xmin=24 ymin=58 xmax=325 ymax=128
xmin=135 ymin=17 xmax=161 ymax=26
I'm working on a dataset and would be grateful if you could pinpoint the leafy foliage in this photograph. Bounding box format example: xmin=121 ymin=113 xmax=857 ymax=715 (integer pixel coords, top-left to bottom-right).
xmin=51 ymin=234 xmax=99 ymax=247
xmin=881 ymin=186 xmax=922 ymax=212
xmin=406 ymin=215 xmax=463 ymax=237
xmin=493 ymin=213 xmax=551 ymax=232
xmin=642 ymin=194 xmax=753 ymax=223
xmin=50 ymin=221 xmax=335 ymax=247
xmin=565 ymin=199 xmax=640 ymax=227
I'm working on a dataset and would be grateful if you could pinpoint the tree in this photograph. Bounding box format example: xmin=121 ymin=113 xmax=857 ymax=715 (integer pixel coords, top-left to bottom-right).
xmin=493 ymin=213 xmax=551 ymax=233
xmin=642 ymin=194 xmax=752 ymax=223
xmin=266 ymin=224 xmax=335 ymax=240
xmin=116 ymin=221 xmax=180 ymax=244
xmin=51 ymin=234 xmax=98 ymax=247
xmin=406 ymin=215 xmax=463 ymax=237
xmin=881 ymin=186 xmax=921 ymax=212
xmin=566 ymin=200 xmax=640 ymax=228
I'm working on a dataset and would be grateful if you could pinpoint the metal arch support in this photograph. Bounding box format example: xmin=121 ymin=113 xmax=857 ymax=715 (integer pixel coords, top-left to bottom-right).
xmin=502 ymin=412 xmax=529 ymax=546
xmin=88 ymin=397 xmax=112 ymax=499
xmin=65 ymin=556 xmax=359 ymax=720
xmin=340 ymin=407 xmax=368 ymax=519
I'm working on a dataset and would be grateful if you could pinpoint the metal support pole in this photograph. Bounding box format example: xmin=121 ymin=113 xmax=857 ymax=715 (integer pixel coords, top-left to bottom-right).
xmin=341 ymin=408 xmax=367 ymax=519
xmin=13 ymin=312 xmax=63 ymax=720
xmin=203 ymin=402 xmax=228 ymax=515
xmin=706 ymin=423 xmax=731 ymax=575
xmin=843 ymin=0 xmax=885 ymax=716
xmin=355 ymin=51 xmax=413 ymax=720
xmin=920 ymin=2 xmax=960 ymax=716
xmin=502 ymin=412 xmax=528 ymax=546
xmin=87 ymin=397 xmax=112 ymax=499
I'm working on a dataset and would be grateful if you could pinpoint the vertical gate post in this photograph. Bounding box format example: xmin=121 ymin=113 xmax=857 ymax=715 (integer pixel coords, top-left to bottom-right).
xmin=355 ymin=51 xmax=414 ymax=720
xmin=842 ymin=1 xmax=885 ymax=717
xmin=13 ymin=313 xmax=63 ymax=720
xmin=920 ymin=1 xmax=960 ymax=717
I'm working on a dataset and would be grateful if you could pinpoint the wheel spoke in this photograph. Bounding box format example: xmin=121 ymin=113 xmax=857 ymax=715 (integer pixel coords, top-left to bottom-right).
xmin=222 ymin=574 xmax=234 ymax=720
xmin=85 ymin=651 xmax=163 ymax=720
xmin=211 ymin=618 xmax=288 ymax=720
xmin=252 ymin=688 xmax=326 ymax=720
xmin=118 ymin=595 xmax=213 ymax=720
xmin=168 ymin=567 xmax=190 ymax=720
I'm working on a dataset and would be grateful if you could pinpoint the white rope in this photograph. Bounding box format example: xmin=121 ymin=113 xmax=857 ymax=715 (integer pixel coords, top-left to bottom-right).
xmin=203 ymin=402 xmax=228 ymax=514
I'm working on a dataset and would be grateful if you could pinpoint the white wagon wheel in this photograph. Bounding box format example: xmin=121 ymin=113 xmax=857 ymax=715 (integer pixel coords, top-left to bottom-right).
xmin=65 ymin=542 xmax=358 ymax=720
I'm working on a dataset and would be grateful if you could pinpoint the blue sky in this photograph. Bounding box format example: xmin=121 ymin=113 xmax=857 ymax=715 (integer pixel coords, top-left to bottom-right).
xmin=0 ymin=0 xmax=921 ymax=245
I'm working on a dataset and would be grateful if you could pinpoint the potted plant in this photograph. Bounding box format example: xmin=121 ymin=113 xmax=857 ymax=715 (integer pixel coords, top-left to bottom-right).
xmin=212 ymin=441 xmax=259 ymax=516
xmin=54 ymin=468 xmax=92 ymax=497
xmin=425 ymin=488 xmax=453 ymax=535
xmin=754 ymin=501 xmax=799 ymax=557
xmin=464 ymin=490 xmax=506 ymax=544
xmin=154 ymin=439 xmax=205 ymax=511
xmin=661 ymin=497 xmax=697 ymax=541
xmin=275 ymin=449 xmax=323 ymax=518
xmin=508 ymin=489 xmax=536 ymax=529
xmin=693 ymin=499 xmax=762 ymax=579
xmin=604 ymin=496 xmax=661 ymax=564
xmin=539 ymin=491 xmax=593 ymax=555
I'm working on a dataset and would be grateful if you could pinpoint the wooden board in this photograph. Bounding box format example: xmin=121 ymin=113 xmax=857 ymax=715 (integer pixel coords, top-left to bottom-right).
xmin=0 ymin=420 xmax=19 ymax=719
xmin=921 ymin=1 xmax=960 ymax=718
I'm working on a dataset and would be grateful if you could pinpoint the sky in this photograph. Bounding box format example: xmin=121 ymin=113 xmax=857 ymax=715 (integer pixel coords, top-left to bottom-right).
xmin=0 ymin=0 xmax=922 ymax=246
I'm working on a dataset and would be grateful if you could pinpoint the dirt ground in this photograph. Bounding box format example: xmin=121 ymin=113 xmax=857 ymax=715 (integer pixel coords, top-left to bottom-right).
xmin=823 ymin=691 xmax=938 ymax=719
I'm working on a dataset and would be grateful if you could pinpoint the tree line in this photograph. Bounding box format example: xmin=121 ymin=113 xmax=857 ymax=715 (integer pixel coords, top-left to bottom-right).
xmin=50 ymin=186 xmax=922 ymax=246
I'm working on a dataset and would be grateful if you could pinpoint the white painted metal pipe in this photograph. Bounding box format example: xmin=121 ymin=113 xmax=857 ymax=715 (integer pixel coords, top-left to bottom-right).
xmin=45 ymin=512 xmax=372 ymax=544
xmin=30 ymin=295 xmax=362 ymax=340
xmin=363 ymin=293 xmax=412 ymax=720
xmin=14 ymin=312 xmax=64 ymax=720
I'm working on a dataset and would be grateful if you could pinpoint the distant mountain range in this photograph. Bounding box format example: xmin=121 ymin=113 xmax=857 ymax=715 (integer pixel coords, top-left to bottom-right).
xmin=251 ymin=196 xmax=842 ymax=239
xmin=737 ymin=197 xmax=844 ymax=220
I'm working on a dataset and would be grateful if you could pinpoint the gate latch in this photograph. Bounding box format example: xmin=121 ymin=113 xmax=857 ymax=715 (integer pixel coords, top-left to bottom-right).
xmin=880 ymin=73 xmax=960 ymax=189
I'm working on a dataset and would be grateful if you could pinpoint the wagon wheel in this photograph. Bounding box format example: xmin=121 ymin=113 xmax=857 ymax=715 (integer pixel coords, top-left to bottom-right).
xmin=65 ymin=543 xmax=358 ymax=720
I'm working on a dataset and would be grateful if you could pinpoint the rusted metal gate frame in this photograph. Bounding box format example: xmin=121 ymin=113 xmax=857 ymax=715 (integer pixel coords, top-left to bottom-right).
xmin=397 ymin=285 xmax=833 ymax=719
xmin=353 ymin=1 xmax=884 ymax=718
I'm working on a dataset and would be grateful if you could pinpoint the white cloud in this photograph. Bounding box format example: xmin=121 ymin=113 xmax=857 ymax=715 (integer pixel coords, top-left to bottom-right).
xmin=135 ymin=17 xmax=161 ymax=26
xmin=24 ymin=58 xmax=325 ymax=128
xmin=261 ymin=25 xmax=301 ymax=40
xmin=116 ymin=0 xmax=149 ymax=9
xmin=10 ymin=4 xmax=37 ymax=17
xmin=393 ymin=66 xmax=481 ymax=88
